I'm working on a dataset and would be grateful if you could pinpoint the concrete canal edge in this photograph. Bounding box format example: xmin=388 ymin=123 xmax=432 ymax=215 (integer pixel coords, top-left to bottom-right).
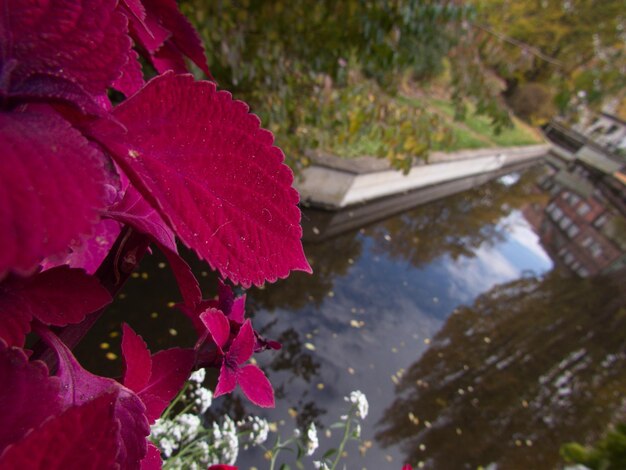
xmin=295 ymin=144 xmax=551 ymax=210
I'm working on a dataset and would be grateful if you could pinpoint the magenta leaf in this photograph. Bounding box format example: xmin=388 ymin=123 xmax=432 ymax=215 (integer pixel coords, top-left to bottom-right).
xmin=139 ymin=348 xmax=194 ymax=423
xmin=161 ymin=247 xmax=202 ymax=309
xmin=122 ymin=1 xmax=170 ymax=54
xmin=141 ymin=442 xmax=163 ymax=470
xmin=200 ymin=309 xmax=231 ymax=351
xmin=0 ymin=342 xmax=62 ymax=453
xmin=0 ymin=110 xmax=111 ymax=279
xmin=40 ymin=328 xmax=149 ymax=467
xmin=211 ymin=319 xmax=275 ymax=406
xmin=214 ymin=362 xmax=238 ymax=398
xmin=106 ymin=185 xmax=177 ymax=252
xmin=0 ymin=266 xmax=112 ymax=347
xmin=228 ymin=320 xmax=255 ymax=366
xmin=0 ymin=391 xmax=120 ymax=469
xmin=152 ymin=42 xmax=189 ymax=74
xmin=120 ymin=324 xmax=194 ymax=423
xmin=230 ymin=296 xmax=246 ymax=324
xmin=0 ymin=306 xmax=29 ymax=349
xmin=42 ymin=217 xmax=122 ymax=275
xmin=113 ymin=49 xmax=145 ymax=97
xmin=122 ymin=323 xmax=153 ymax=392
xmin=0 ymin=0 xmax=131 ymax=111
xmin=215 ymin=280 xmax=246 ymax=324
xmin=237 ymin=364 xmax=275 ymax=408
xmin=141 ymin=0 xmax=210 ymax=76
xmin=90 ymin=72 xmax=311 ymax=287
xmin=65 ymin=218 xmax=122 ymax=274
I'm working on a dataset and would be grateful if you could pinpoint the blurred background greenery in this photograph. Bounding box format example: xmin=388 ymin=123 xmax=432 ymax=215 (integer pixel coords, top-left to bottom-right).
xmin=180 ymin=0 xmax=625 ymax=171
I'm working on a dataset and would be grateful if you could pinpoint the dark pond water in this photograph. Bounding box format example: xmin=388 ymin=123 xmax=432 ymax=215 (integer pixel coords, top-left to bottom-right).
xmin=77 ymin=161 xmax=626 ymax=469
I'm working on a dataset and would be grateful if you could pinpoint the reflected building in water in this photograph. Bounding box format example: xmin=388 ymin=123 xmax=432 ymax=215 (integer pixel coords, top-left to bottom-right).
xmin=376 ymin=163 xmax=626 ymax=470
xmin=524 ymin=163 xmax=626 ymax=277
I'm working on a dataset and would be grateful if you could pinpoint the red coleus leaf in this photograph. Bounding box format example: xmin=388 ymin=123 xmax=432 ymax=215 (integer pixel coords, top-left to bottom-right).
xmin=228 ymin=319 xmax=255 ymax=365
xmin=214 ymin=361 xmax=237 ymax=397
xmin=208 ymin=465 xmax=238 ymax=470
xmin=151 ymin=41 xmax=189 ymax=74
xmin=0 ymin=391 xmax=120 ymax=470
xmin=213 ymin=320 xmax=275 ymax=407
xmin=104 ymin=186 xmax=202 ymax=308
xmin=90 ymin=72 xmax=311 ymax=287
xmin=0 ymin=266 xmax=112 ymax=347
xmin=121 ymin=323 xmax=152 ymax=391
xmin=139 ymin=0 xmax=210 ymax=76
xmin=141 ymin=347 xmax=195 ymax=422
xmin=180 ymin=280 xmax=244 ymax=336
xmin=106 ymin=185 xmax=176 ymax=252
xmin=121 ymin=0 xmax=170 ymax=54
xmin=0 ymin=110 xmax=111 ymax=279
xmin=161 ymin=247 xmax=203 ymax=309
xmin=237 ymin=364 xmax=275 ymax=408
xmin=141 ymin=442 xmax=163 ymax=470
xmin=216 ymin=279 xmax=245 ymax=324
xmin=39 ymin=327 xmax=150 ymax=468
xmin=201 ymin=308 xmax=231 ymax=351
xmin=0 ymin=341 xmax=62 ymax=454
xmin=121 ymin=324 xmax=195 ymax=423
xmin=113 ymin=48 xmax=145 ymax=97
xmin=0 ymin=0 xmax=131 ymax=112
xmin=64 ymin=218 xmax=123 ymax=274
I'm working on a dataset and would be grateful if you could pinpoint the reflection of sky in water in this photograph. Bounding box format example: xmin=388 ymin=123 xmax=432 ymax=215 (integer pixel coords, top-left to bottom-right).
xmin=237 ymin=204 xmax=554 ymax=468
xmin=442 ymin=211 xmax=552 ymax=303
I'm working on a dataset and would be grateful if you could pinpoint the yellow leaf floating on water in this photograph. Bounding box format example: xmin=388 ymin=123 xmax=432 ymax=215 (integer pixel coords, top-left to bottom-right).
xmin=304 ymin=342 xmax=316 ymax=351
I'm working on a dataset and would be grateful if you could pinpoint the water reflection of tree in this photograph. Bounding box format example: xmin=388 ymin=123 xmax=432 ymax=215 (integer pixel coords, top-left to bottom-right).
xmin=251 ymin=231 xmax=363 ymax=310
xmin=369 ymin=170 xmax=548 ymax=268
xmin=376 ymin=270 xmax=626 ymax=469
xmin=269 ymin=327 xmax=321 ymax=384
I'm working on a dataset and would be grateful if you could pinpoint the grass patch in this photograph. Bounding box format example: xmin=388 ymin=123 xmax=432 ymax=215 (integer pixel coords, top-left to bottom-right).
xmin=400 ymin=94 xmax=542 ymax=149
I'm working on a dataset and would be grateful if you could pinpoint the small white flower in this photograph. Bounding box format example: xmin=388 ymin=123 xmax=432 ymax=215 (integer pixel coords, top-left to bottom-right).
xmin=193 ymin=386 xmax=213 ymax=413
xmin=211 ymin=415 xmax=239 ymax=465
xmin=346 ymin=390 xmax=369 ymax=419
xmin=313 ymin=461 xmax=330 ymax=470
xmin=159 ymin=437 xmax=176 ymax=458
xmin=189 ymin=368 xmax=206 ymax=384
xmin=306 ymin=422 xmax=319 ymax=456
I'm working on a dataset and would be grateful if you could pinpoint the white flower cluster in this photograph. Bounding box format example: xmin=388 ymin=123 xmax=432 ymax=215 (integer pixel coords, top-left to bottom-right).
xmin=192 ymin=386 xmax=213 ymax=413
xmin=209 ymin=415 xmax=239 ymax=465
xmin=150 ymin=413 xmax=202 ymax=458
xmin=236 ymin=415 xmax=270 ymax=449
xmin=345 ymin=390 xmax=369 ymax=419
xmin=187 ymin=368 xmax=213 ymax=413
xmin=305 ymin=422 xmax=319 ymax=456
